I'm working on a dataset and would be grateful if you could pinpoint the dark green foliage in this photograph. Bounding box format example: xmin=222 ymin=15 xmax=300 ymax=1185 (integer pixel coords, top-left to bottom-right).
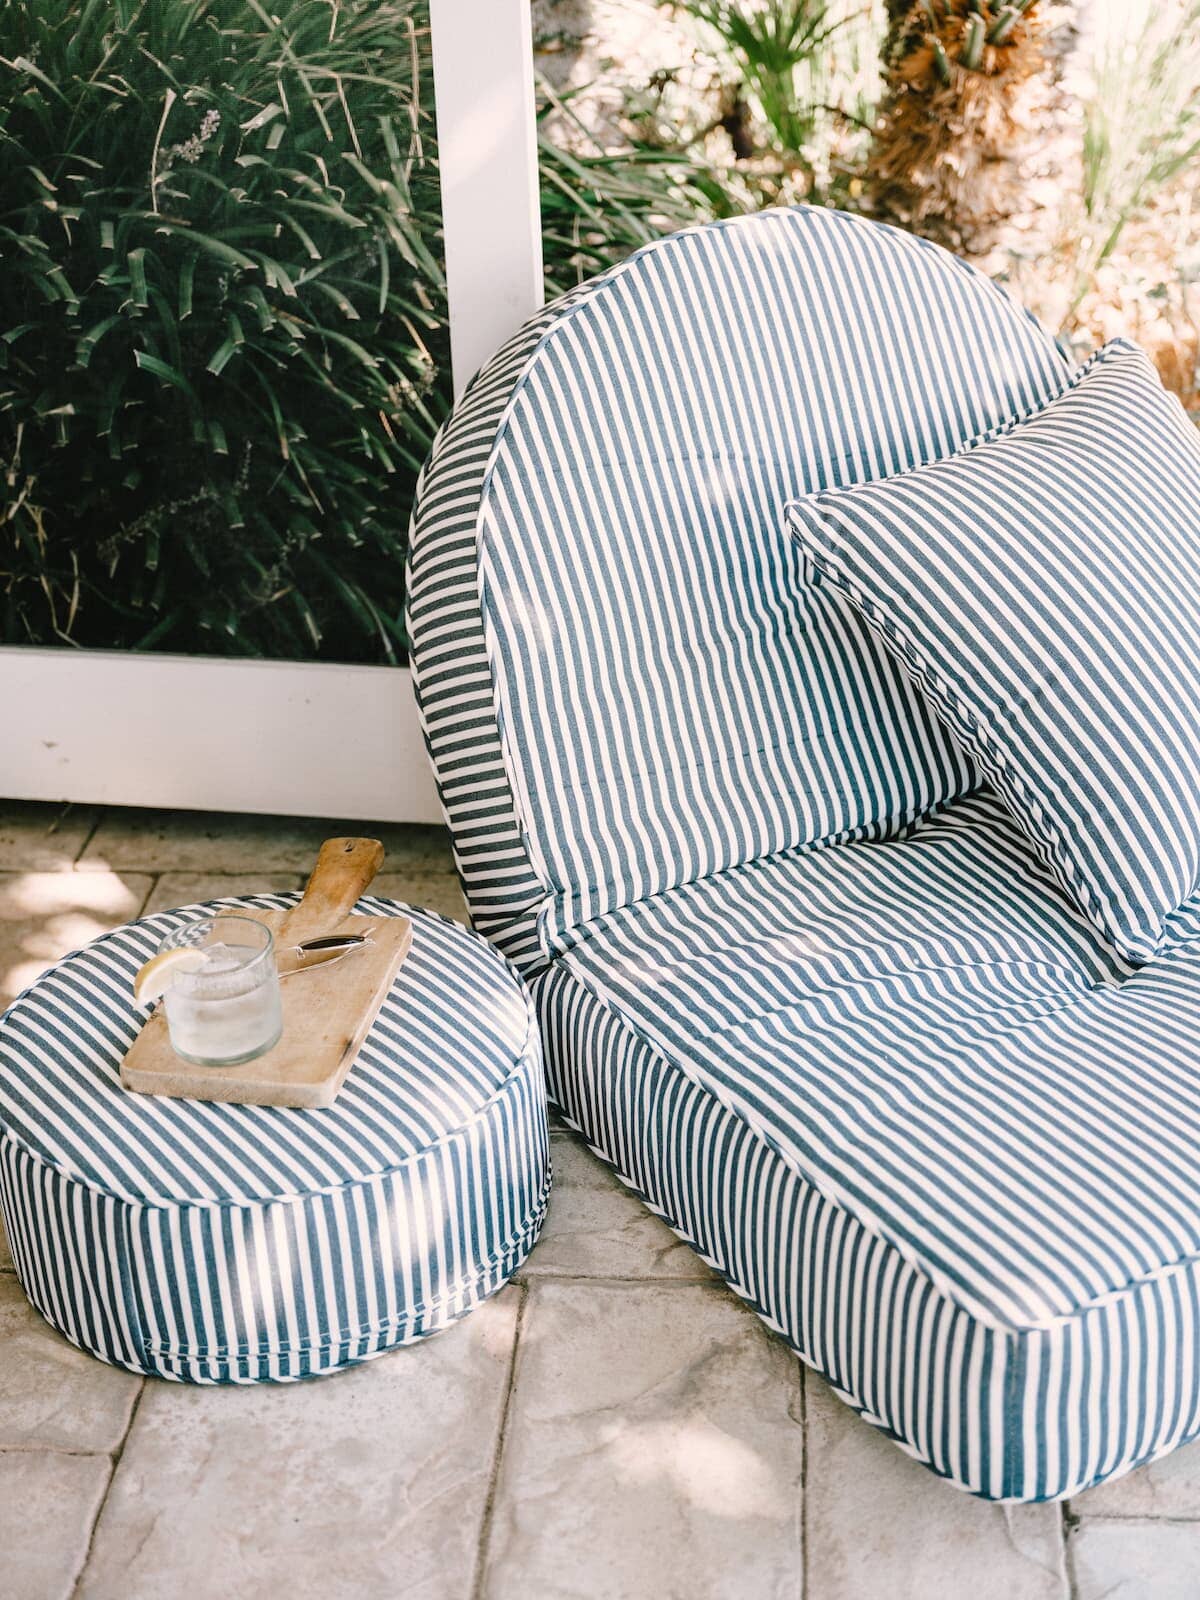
xmin=1 ymin=1 xmax=727 ymax=661
xmin=0 ymin=0 xmax=446 ymax=661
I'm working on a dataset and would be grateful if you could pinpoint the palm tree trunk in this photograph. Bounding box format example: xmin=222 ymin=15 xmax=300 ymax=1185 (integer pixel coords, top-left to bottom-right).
xmin=867 ymin=1 xmax=1082 ymax=273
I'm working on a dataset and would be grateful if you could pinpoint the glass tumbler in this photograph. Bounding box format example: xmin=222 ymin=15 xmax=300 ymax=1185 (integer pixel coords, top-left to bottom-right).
xmin=159 ymin=914 xmax=282 ymax=1066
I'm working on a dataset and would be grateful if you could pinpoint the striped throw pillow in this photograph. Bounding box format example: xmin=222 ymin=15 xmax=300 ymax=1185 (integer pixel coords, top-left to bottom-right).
xmin=786 ymin=340 xmax=1200 ymax=964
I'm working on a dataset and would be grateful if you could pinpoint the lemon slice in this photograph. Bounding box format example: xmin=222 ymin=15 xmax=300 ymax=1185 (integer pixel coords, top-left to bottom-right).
xmin=132 ymin=948 xmax=208 ymax=1006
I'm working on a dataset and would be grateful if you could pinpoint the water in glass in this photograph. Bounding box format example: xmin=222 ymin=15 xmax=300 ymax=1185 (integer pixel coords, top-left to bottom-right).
xmin=161 ymin=914 xmax=282 ymax=1066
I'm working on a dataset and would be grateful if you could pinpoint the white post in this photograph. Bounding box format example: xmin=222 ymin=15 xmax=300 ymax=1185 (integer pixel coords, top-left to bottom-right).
xmin=428 ymin=0 xmax=544 ymax=397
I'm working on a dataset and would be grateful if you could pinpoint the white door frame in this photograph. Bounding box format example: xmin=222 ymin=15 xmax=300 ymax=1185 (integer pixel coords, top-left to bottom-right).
xmin=430 ymin=0 xmax=544 ymax=399
xmin=0 ymin=650 xmax=444 ymax=823
xmin=0 ymin=1 xmax=543 ymax=823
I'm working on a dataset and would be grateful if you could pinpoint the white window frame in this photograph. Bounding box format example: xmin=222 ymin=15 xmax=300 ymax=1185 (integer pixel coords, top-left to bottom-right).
xmin=0 ymin=0 xmax=543 ymax=824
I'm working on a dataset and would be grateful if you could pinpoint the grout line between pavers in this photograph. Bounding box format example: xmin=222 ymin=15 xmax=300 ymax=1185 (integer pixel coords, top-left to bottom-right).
xmin=508 ymin=1273 xmax=720 ymax=1286
xmin=69 ymin=1378 xmax=146 ymax=1600
xmin=509 ymin=1270 xmax=731 ymax=1291
xmin=0 ymin=1443 xmax=120 ymax=1459
xmin=1067 ymin=1509 xmax=1200 ymax=1525
xmin=1061 ymin=1501 xmax=1081 ymax=1600
xmin=797 ymin=1363 xmax=809 ymax=1600
xmin=73 ymin=809 xmax=105 ymax=867
xmin=470 ymin=1282 xmax=528 ymax=1600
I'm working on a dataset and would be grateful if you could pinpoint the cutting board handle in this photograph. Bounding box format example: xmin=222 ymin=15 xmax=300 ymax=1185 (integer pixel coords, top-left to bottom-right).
xmin=283 ymin=837 xmax=385 ymax=943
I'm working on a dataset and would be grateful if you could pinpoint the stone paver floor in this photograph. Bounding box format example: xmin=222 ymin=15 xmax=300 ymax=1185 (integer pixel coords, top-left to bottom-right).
xmin=0 ymin=800 xmax=1197 ymax=1598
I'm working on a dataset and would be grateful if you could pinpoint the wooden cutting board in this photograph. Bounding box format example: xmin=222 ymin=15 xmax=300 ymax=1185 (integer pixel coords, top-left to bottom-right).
xmin=121 ymin=837 xmax=412 ymax=1109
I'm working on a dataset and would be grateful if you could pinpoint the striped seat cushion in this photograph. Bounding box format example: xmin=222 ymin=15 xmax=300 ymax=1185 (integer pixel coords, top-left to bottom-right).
xmin=408 ymin=210 xmax=1200 ymax=1501
xmin=537 ymin=790 xmax=1200 ymax=1497
xmin=410 ymin=207 xmax=1069 ymax=968
xmin=0 ymin=896 xmax=549 ymax=1382
xmin=787 ymin=340 xmax=1200 ymax=964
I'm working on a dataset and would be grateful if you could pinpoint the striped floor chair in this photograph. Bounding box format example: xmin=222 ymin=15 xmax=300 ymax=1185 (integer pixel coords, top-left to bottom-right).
xmin=408 ymin=206 xmax=1200 ymax=1501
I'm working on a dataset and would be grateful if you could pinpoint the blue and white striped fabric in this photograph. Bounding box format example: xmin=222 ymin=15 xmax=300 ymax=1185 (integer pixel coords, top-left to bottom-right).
xmin=408 ymin=209 xmax=1200 ymax=1500
xmin=537 ymin=790 xmax=1200 ymax=1497
xmin=410 ymin=206 xmax=1068 ymax=968
xmin=0 ymin=896 xmax=548 ymax=1382
xmin=787 ymin=339 xmax=1200 ymax=964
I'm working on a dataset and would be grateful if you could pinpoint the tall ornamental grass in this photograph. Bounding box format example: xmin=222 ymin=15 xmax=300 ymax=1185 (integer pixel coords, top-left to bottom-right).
xmin=1071 ymin=0 xmax=1200 ymax=319
xmin=1 ymin=1 xmax=727 ymax=661
xmin=1 ymin=0 xmax=445 ymax=662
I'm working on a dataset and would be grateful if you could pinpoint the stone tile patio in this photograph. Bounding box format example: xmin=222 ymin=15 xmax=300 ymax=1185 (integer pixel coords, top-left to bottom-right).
xmin=0 ymin=800 xmax=1197 ymax=1598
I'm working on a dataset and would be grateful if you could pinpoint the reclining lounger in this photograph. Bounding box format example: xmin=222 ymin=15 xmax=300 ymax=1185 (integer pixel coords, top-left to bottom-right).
xmin=408 ymin=206 xmax=1200 ymax=1502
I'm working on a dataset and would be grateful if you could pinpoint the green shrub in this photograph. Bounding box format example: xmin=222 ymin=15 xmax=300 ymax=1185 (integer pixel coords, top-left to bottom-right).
xmin=1 ymin=0 xmax=446 ymax=662
xmin=0 ymin=3 xmax=728 ymax=661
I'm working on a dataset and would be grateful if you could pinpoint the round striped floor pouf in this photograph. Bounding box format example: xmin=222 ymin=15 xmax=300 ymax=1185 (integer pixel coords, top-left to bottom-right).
xmin=0 ymin=895 xmax=549 ymax=1383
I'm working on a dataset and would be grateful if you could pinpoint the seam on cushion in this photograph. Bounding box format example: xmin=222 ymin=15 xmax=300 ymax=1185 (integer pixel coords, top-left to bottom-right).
xmin=139 ymin=1172 xmax=552 ymax=1360
xmin=470 ymin=538 xmax=560 ymax=949
xmin=477 ymin=721 xmax=901 ymax=809
xmin=550 ymin=949 xmax=1200 ymax=1336
xmin=0 ymin=898 xmax=542 ymax=1209
xmin=674 ymin=957 xmax=1107 ymax=1045
xmin=0 ymin=1027 xmax=543 ymax=1212
xmin=121 ymin=1198 xmax=152 ymax=1374
xmin=536 ymin=791 xmax=973 ymax=964
xmin=1001 ymin=1329 xmax=1027 ymax=1500
xmin=822 ymin=1349 xmax=1200 ymax=1504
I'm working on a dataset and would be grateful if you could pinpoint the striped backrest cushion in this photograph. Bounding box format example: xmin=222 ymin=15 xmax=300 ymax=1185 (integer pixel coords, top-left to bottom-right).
xmin=411 ymin=208 xmax=1069 ymax=964
xmin=786 ymin=339 xmax=1200 ymax=964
